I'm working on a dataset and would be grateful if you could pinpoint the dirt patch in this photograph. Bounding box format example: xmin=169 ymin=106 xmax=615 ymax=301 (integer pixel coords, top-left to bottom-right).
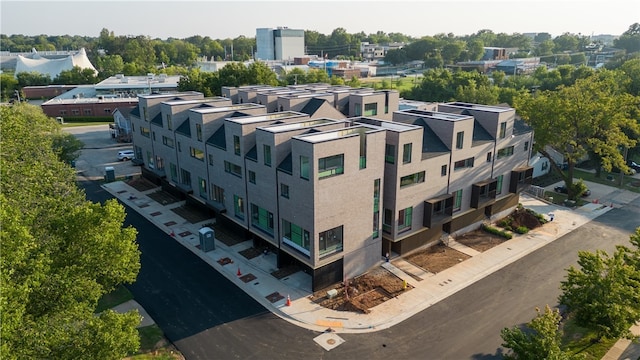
xmin=208 ymin=222 xmax=247 ymax=247
xmin=498 ymin=206 xmax=544 ymax=231
xmin=126 ymin=176 xmax=157 ymax=192
xmin=170 ymin=205 xmax=211 ymax=224
xmin=148 ymin=190 xmax=181 ymax=205
xmin=239 ymin=247 xmax=263 ymax=260
xmin=310 ymin=267 xmax=412 ymax=314
xmin=271 ymin=265 xmax=301 ymax=279
xmin=455 ymin=230 xmax=507 ymax=252
xmin=405 ymin=244 xmax=471 ymax=273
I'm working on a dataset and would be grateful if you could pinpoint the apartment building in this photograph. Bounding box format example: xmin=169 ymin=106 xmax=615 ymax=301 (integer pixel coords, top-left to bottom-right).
xmin=131 ymin=87 xmax=533 ymax=291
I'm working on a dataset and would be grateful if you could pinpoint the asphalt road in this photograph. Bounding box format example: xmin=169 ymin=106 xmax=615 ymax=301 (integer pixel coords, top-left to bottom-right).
xmin=81 ymin=177 xmax=639 ymax=360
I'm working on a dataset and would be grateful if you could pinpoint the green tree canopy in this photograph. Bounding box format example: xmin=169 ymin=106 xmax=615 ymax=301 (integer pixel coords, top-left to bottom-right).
xmin=0 ymin=104 xmax=141 ymax=359
xmin=501 ymin=305 xmax=581 ymax=360
xmin=559 ymin=229 xmax=640 ymax=341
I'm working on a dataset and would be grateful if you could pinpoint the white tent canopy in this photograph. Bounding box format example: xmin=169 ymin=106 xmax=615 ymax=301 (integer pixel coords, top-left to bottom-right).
xmin=15 ymin=48 xmax=97 ymax=79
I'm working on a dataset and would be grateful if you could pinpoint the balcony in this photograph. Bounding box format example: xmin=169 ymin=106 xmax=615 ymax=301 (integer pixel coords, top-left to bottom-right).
xmin=423 ymin=193 xmax=454 ymax=228
xmin=509 ymin=166 xmax=534 ymax=193
xmin=471 ymin=178 xmax=497 ymax=209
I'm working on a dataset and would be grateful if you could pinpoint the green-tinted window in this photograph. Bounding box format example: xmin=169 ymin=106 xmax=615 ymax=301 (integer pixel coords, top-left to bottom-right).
xmin=318 ymin=154 xmax=344 ymax=179
xmin=402 ymin=143 xmax=412 ymax=164
xmin=264 ymin=145 xmax=272 ymax=166
xmin=300 ymin=156 xmax=309 ymax=180
xmin=385 ymin=144 xmax=395 ymax=164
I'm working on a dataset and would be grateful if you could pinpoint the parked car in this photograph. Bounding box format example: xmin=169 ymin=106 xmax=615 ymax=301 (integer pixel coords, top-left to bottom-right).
xmin=117 ymin=150 xmax=135 ymax=161
xmin=628 ymin=161 xmax=640 ymax=173
xmin=554 ymin=185 xmax=591 ymax=197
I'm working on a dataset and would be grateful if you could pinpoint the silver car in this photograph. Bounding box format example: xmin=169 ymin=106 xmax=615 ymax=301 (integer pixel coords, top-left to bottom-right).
xmin=117 ymin=150 xmax=135 ymax=161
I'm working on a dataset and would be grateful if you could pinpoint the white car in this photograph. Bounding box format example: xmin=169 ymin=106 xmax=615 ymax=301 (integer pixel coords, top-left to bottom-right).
xmin=118 ymin=150 xmax=135 ymax=161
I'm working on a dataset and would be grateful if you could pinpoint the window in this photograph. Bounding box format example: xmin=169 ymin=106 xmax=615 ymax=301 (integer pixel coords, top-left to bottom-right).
xmin=170 ymin=163 xmax=178 ymax=182
xmin=318 ymin=225 xmax=343 ymax=257
xmin=233 ymin=135 xmax=241 ymax=156
xmin=497 ymin=146 xmax=515 ymax=158
xmin=152 ymin=131 xmax=156 ymax=141
xmin=59 ymin=110 xmax=67 ymax=115
xmin=208 ymin=154 xmax=214 ymax=165
xmin=146 ymin=151 xmax=154 ymax=169
xmin=143 ymin=106 xmax=147 ymax=121
xmin=398 ymin=207 xmax=413 ymax=232
xmin=441 ymin=165 xmax=447 ymax=176
xmin=190 ymin=147 xmax=204 ymax=161
xmin=385 ymin=144 xmax=396 ymax=164
xmin=373 ymin=179 xmax=380 ymax=238
xmin=264 ymin=145 xmax=272 ymax=166
xmin=198 ymin=177 xmax=207 ymax=198
xmin=155 ymin=156 xmax=164 ymax=170
xmin=454 ymin=157 xmax=475 ymax=170
xmin=280 ymin=183 xmax=289 ymax=199
xmin=162 ymin=136 xmax=174 ymax=148
xmin=212 ymin=185 xmax=224 ymax=203
xmin=248 ymin=170 xmax=256 ymax=184
xmin=104 ymin=108 xmax=111 ymax=114
xmin=233 ymin=195 xmax=244 ymax=219
xmin=196 ymin=123 xmax=202 ymax=141
xmin=177 ymin=142 xmax=181 ymax=152
xmin=318 ymin=154 xmax=344 ymax=179
xmin=300 ymin=156 xmax=309 ymax=180
xmin=224 ymin=161 xmax=242 ymax=178
xmin=83 ymin=109 xmax=92 ymax=115
xmin=167 ymin=114 xmax=172 ymax=130
xmin=496 ymin=175 xmax=504 ymax=195
xmin=71 ymin=109 xmax=79 ymax=115
xmin=180 ymin=168 xmax=191 ymax=186
xmin=453 ymin=189 xmax=463 ymax=211
xmin=383 ymin=208 xmax=393 ymax=234
xmin=282 ymin=219 xmax=310 ymax=256
xmin=354 ymin=102 xmax=361 ymax=116
xmin=400 ymin=171 xmax=425 ymax=188
xmin=487 ymin=152 xmax=492 ymax=162
xmin=364 ymin=103 xmax=377 ymax=116
xmin=251 ymin=204 xmax=274 ymax=235
xmin=402 ymin=143 xmax=412 ymax=164
xmin=524 ymin=141 xmax=529 ymax=151
xmin=140 ymin=127 xmax=150 ymax=138
xmin=499 ymin=122 xmax=507 ymax=139
xmin=456 ymin=131 xmax=464 ymax=149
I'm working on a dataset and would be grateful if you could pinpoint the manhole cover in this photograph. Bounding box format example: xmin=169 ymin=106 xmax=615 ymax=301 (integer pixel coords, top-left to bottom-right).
xmin=327 ymin=339 xmax=336 ymax=345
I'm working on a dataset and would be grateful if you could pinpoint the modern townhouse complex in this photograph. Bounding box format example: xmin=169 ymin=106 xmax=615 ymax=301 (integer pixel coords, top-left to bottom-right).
xmin=130 ymin=84 xmax=533 ymax=291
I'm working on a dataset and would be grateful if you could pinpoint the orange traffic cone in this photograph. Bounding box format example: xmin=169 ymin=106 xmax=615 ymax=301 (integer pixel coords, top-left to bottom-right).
xmin=237 ymin=267 xmax=242 ymax=276
xmin=286 ymin=295 xmax=291 ymax=306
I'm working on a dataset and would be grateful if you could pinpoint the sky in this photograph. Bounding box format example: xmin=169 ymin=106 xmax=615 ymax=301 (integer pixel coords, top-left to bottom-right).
xmin=1 ymin=0 xmax=638 ymax=40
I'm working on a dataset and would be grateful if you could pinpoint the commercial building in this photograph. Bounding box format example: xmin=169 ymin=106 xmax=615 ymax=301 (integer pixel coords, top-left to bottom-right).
xmin=256 ymin=27 xmax=305 ymax=61
xmin=130 ymin=84 xmax=533 ymax=291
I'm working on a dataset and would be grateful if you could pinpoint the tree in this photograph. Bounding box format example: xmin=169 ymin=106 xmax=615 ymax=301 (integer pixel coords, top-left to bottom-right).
xmin=0 ymin=104 xmax=141 ymax=359
xmin=0 ymin=73 xmax=19 ymax=102
xmin=94 ymin=54 xmax=125 ymax=79
xmin=559 ymin=232 xmax=640 ymax=341
xmin=16 ymin=71 xmax=51 ymax=87
xmin=53 ymin=66 xmax=98 ymax=85
xmin=501 ymin=306 xmax=580 ymax=360
xmin=514 ymin=72 xmax=640 ymax=199
xmin=614 ymin=23 xmax=640 ymax=54
xmin=50 ymin=131 xmax=84 ymax=164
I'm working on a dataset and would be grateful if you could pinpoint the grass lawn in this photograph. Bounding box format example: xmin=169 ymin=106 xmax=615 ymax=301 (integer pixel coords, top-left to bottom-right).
xmin=61 ymin=121 xmax=112 ymax=127
xmin=126 ymin=325 xmax=182 ymax=360
xmin=360 ymin=77 xmax=417 ymax=93
xmin=561 ymin=317 xmax=618 ymax=360
xmin=96 ymin=285 xmax=134 ymax=313
xmin=573 ymin=168 xmax=640 ymax=193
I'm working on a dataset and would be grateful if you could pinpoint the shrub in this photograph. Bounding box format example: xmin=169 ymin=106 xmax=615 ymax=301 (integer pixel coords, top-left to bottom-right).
xmin=498 ymin=218 xmax=512 ymax=228
xmin=482 ymin=224 xmax=513 ymax=239
xmin=515 ymin=226 xmax=529 ymax=234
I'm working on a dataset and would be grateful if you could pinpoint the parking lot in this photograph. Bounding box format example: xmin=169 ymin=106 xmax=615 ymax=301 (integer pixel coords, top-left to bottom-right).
xmin=64 ymin=124 xmax=141 ymax=181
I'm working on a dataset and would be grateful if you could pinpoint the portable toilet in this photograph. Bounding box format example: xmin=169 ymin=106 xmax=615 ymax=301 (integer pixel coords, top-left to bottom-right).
xmin=199 ymin=227 xmax=215 ymax=252
xmin=105 ymin=166 xmax=115 ymax=182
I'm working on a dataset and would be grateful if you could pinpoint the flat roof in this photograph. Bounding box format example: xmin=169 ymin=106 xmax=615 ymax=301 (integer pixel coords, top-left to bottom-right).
xmin=225 ymin=111 xmax=307 ymax=124
xmin=189 ymin=103 xmax=263 ymax=114
xmin=259 ymin=119 xmax=341 ymax=133
xmin=296 ymin=124 xmax=382 ymax=143
xmin=444 ymin=102 xmax=513 ymax=113
xmin=400 ymin=109 xmax=473 ymax=121
xmin=162 ymin=97 xmax=228 ymax=106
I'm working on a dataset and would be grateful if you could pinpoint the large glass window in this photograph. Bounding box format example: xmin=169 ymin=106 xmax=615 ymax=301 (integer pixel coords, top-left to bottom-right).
xmin=402 ymin=143 xmax=412 ymax=164
xmin=233 ymin=135 xmax=241 ymax=156
xmin=170 ymin=163 xmax=178 ymax=182
xmin=162 ymin=136 xmax=174 ymax=148
xmin=364 ymin=103 xmax=377 ymax=116
xmin=196 ymin=123 xmax=202 ymax=141
xmin=398 ymin=207 xmax=413 ymax=232
xmin=373 ymin=179 xmax=380 ymax=238
xmin=282 ymin=219 xmax=310 ymax=256
xmin=385 ymin=144 xmax=396 ymax=164
xmin=212 ymin=185 xmax=224 ymax=203
xmin=499 ymin=122 xmax=507 ymax=139
xmin=300 ymin=156 xmax=309 ymax=180
xmin=198 ymin=177 xmax=207 ymax=198
xmin=234 ymin=195 xmax=244 ymax=219
xmin=354 ymin=102 xmax=361 ymax=116
xmin=224 ymin=161 xmax=242 ymax=178
xmin=383 ymin=208 xmax=393 ymax=234
xmin=454 ymin=157 xmax=474 ymax=170
xmin=318 ymin=225 xmax=343 ymax=257
xmin=190 ymin=147 xmax=204 ymax=161
xmin=180 ymin=169 xmax=191 ymax=186
xmin=497 ymin=146 xmax=515 ymax=158
xmin=140 ymin=127 xmax=150 ymax=138
xmin=453 ymin=189 xmax=463 ymax=211
xmin=318 ymin=154 xmax=344 ymax=179
xmin=251 ymin=204 xmax=274 ymax=235
xmin=264 ymin=145 xmax=272 ymax=166
xmin=166 ymin=114 xmax=172 ymax=130
xmin=456 ymin=131 xmax=464 ymax=149
xmin=496 ymin=175 xmax=504 ymax=195
xmin=400 ymin=171 xmax=425 ymax=188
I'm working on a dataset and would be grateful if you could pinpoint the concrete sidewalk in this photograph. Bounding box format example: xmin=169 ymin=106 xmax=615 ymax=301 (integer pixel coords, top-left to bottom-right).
xmin=102 ymin=180 xmax=640 ymax=355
